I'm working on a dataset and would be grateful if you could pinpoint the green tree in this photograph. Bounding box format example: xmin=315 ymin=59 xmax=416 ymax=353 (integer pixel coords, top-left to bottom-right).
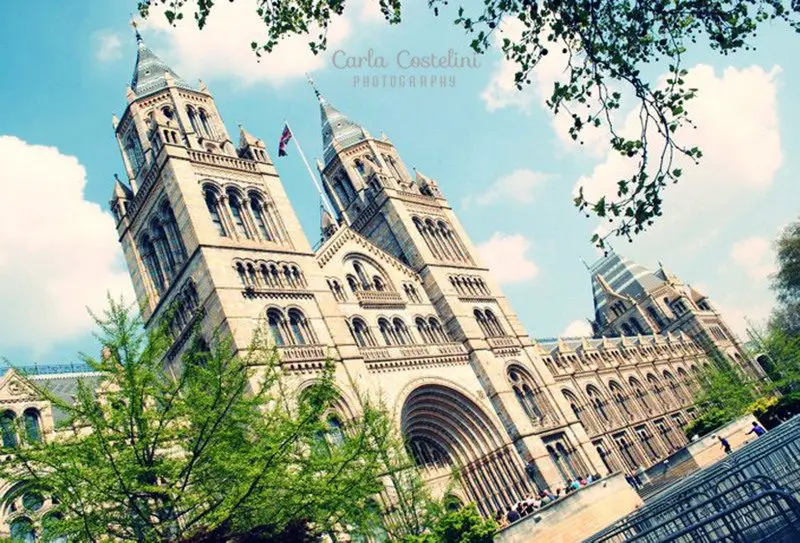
xmin=136 ymin=0 xmax=799 ymax=246
xmin=770 ymin=219 xmax=800 ymax=336
xmin=684 ymin=349 xmax=759 ymax=437
xmin=2 ymin=298 xmax=386 ymax=542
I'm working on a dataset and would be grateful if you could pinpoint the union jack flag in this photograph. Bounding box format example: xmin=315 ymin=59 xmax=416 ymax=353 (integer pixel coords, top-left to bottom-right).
xmin=277 ymin=124 xmax=292 ymax=157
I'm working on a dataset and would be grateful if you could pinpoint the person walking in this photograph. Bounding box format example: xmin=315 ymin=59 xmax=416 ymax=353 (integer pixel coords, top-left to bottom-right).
xmin=718 ymin=435 xmax=732 ymax=455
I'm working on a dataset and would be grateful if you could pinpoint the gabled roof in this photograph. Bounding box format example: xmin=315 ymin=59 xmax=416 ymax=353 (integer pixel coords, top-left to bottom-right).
xmin=316 ymin=224 xmax=420 ymax=282
xmin=130 ymin=30 xmax=195 ymax=98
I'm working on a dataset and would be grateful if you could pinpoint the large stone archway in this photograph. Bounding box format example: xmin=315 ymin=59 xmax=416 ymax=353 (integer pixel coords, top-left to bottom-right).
xmin=401 ymin=384 xmax=534 ymax=516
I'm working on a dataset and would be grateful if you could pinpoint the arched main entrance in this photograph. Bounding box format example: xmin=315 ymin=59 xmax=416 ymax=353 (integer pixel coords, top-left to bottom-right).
xmin=401 ymin=384 xmax=534 ymax=516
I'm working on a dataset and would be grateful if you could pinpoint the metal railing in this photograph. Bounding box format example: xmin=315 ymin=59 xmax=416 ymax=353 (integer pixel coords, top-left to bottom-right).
xmin=586 ymin=416 xmax=800 ymax=542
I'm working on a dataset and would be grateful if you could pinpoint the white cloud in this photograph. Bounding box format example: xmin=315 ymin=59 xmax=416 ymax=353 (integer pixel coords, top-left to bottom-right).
xmin=713 ymin=300 xmax=773 ymax=341
xmin=463 ymin=168 xmax=546 ymax=208
xmin=138 ymin=0 xmax=380 ymax=86
xmin=730 ymin=236 xmax=776 ymax=281
xmin=95 ymin=31 xmax=122 ymax=62
xmin=481 ymin=19 xmax=607 ymax=155
xmin=0 ymin=136 xmax=133 ymax=354
xmin=561 ymin=320 xmax=593 ymax=337
xmin=476 ymin=232 xmax=539 ymax=284
xmin=575 ymin=64 xmax=782 ymax=247
xmin=481 ymin=19 xmax=556 ymax=113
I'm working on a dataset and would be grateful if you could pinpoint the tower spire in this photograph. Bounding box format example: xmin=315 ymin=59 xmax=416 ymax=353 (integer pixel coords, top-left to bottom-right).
xmin=306 ymin=72 xmax=322 ymax=100
xmin=130 ymin=17 xmax=143 ymax=45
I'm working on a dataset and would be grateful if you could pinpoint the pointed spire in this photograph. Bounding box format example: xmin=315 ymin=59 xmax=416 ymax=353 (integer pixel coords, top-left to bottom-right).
xmin=310 ymin=79 xmax=369 ymax=166
xmin=129 ymin=27 xmax=195 ymax=99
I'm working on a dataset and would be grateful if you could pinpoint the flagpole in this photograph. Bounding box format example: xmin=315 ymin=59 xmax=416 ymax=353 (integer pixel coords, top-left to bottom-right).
xmin=283 ymin=120 xmax=336 ymax=217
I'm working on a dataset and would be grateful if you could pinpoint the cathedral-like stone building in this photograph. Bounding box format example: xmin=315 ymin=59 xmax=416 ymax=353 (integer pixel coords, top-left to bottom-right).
xmin=0 ymin=31 xmax=765 ymax=535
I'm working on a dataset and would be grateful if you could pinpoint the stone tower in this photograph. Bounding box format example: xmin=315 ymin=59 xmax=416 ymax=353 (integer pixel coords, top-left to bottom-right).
xmin=109 ymin=30 xmax=352 ymax=369
xmin=313 ymin=87 xmax=607 ymax=495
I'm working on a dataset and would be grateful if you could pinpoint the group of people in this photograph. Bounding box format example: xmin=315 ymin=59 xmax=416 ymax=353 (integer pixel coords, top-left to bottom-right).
xmin=495 ymin=473 xmax=603 ymax=528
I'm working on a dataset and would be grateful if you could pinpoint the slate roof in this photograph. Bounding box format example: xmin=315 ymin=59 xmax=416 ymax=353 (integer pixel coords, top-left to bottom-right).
xmin=130 ymin=30 xmax=195 ymax=98
xmin=317 ymin=91 xmax=368 ymax=165
xmin=590 ymin=251 xmax=666 ymax=320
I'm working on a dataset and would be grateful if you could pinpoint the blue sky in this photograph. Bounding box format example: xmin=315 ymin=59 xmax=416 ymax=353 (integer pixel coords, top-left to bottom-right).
xmin=0 ymin=1 xmax=797 ymax=364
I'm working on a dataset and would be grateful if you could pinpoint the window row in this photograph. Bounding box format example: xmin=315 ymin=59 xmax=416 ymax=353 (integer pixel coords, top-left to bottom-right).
xmin=138 ymin=201 xmax=188 ymax=296
xmin=236 ymin=260 xmax=306 ymax=290
xmin=474 ymin=308 xmax=506 ymax=338
xmin=450 ymin=274 xmax=490 ymax=297
xmin=412 ymin=216 xmax=469 ymax=264
xmin=204 ymin=185 xmax=282 ymax=243
xmin=267 ymin=308 xmax=317 ymax=347
xmin=348 ymin=315 xmax=450 ymax=347
xmin=1 ymin=408 xmax=42 ymax=448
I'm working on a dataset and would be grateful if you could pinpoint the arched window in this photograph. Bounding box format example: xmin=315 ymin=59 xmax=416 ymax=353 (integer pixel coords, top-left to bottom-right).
xmin=1 ymin=411 xmax=17 ymax=448
xmin=199 ymin=108 xmax=213 ymax=138
xmin=474 ymin=308 xmax=488 ymax=336
xmin=620 ymin=323 xmax=633 ymax=336
xmin=327 ymin=415 xmax=345 ymax=446
xmin=204 ymin=188 xmax=226 ymax=236
xmin=152 ymin=219 xmax=175 ymax=277
xmin=587 ymin=385 xmax=611 ymax=423
xmin=267 ymin=309 xmax=286 ymax=346
xmin=647 ymin=306 xmax=665 ymax=328
xmin=630 ymin=317 xmax=645 ymax=335
xmin=485 ymin=310 xmax=504 ymax=337
xmin=140 ymin=234 xmax=166 ymax=293
xmin=249 ymin=193 xmax=272 ymax=241
xmin=664 ymin=370 xmax=686 ymax=403
xmin=9 ymin=517 xmax=35 ymax=543
xmin=125 ymin=134 xmax=144 ymax=173
xmin=236 ymin=263 xmax=247 ymax=285
xmin=609 ymin=381 xmax=632 ymax=418
xmin=353 ymin=262 xmax=370 ymax=289
xmin=160 ymin=202 xmax=187 ymax=262
xmin=629 ymin=377 xmax=651 ymax=413
xmin=393 ymin=318 xmax=413 ymax=345
xmin=23 ymin=409 xmax=41 ymax=443
xmin=429 ymin=318 xmax=448 ymax=343
xmin=187 ymin=106 xmax=200 ymax=134
xmin=246 ymin=264 xmax=258 ymax=287
xmin=415 ymin=318 xmax=432 ymax=343
xmin=354 ymin=159 xmax=365 ymax=178
xmin=350 ymin=318 xmax=374 ymax=347
xmin=227 ymin=191 xmax=251 ymax=239
xmin=373 ymin=276 xmax=385 ymax=291
xmin=438 ymin=221 xmax=465 ymax=262
xmin=287 ymin=309 xmax=309 ymax=345
xmin=378 ymin=318 xmax=395 ymax=346
xmin=346 ymin=275 xmax=359 ymax=293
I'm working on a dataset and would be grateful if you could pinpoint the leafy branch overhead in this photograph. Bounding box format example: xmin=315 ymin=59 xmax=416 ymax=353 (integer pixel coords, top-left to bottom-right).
xmin=137 ymin=0 xmax=799 ymax=246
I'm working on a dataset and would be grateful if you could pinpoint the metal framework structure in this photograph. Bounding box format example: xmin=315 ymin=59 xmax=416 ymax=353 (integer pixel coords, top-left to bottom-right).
xmin=586 ymin=416 xmax=800 ymax=542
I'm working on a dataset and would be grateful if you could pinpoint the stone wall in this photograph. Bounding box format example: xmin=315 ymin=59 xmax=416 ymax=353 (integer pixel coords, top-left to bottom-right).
xmin=496 ymin=473 xmax=643 ymax=543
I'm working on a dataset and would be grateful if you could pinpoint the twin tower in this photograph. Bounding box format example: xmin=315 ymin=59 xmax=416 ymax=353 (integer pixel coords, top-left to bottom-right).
xmin=109 ymin=31 xmax=760 ymax=515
